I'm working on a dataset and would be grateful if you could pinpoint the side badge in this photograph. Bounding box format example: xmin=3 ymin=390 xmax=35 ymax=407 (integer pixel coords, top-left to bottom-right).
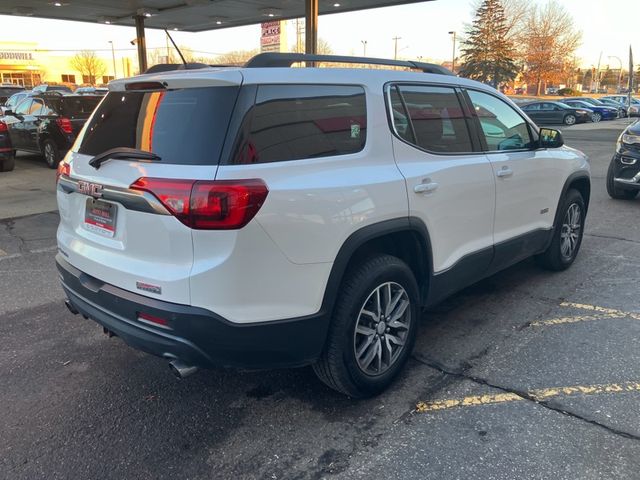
xmin=136 ymin=282 xmax=162 ymax=295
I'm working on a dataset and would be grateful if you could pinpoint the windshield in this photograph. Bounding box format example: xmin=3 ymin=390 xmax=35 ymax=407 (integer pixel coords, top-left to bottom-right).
xmin=77 ymin=86 xmax=239 ymax=166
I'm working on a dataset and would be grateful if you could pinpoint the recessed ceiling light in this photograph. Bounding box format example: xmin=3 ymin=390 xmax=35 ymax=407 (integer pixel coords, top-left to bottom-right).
xmin=49 ymin=1 xmax=69 ymax=6
xmin=99 ymin=16 xmax=116 ymax=24
xmin=261 ymin=8 xmax=281 ymax=17
xmin=333 ymin=3 xmax=341 ymax=6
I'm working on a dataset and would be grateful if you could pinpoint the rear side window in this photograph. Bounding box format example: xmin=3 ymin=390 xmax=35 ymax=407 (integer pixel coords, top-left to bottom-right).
xmin=390 ymin=85 xmax=473 ymax=154
xmin=230 ymin=84 xmax=366 ymax=164
xmin=77 ymin=86 xmax=239 ymax=165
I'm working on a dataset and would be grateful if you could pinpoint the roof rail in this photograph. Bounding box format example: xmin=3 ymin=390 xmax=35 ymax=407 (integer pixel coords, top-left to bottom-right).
xmin=244 ymin=52 xmax=455 ymax=76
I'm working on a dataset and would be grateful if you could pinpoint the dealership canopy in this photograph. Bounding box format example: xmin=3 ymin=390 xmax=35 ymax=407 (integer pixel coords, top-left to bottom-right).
xmin=0 ymin=0 xmax=436 ymax=72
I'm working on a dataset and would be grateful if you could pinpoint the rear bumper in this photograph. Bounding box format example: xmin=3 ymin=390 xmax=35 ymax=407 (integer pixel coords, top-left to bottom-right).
xmin=57 ymin=255 xmax=330 ymax=369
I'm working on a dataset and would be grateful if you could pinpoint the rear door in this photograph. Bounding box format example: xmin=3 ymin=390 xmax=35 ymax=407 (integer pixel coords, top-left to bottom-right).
xmin=22 ymin=97 xmax=46 ymax=150
xmin=57 ymin=72 xmax=243 ymax=304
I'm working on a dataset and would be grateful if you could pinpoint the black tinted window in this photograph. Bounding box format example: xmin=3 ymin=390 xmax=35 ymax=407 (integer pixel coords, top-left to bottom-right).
xmin=391 ymin=85 xmax=473 ymax=153
xmin=77 ymin=87 xmax=239 ymax=165
xmin=57 ymin=96 xmax=101 ymax=118
xmin=231 ymin=84 xmax=366 ymax=164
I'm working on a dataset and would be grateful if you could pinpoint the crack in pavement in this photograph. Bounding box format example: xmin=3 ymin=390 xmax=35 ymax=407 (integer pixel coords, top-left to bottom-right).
xmin=412 ymin=354 xmax=640 ymax=442
xmin=586 ymin=233 xmax=640 ymax=245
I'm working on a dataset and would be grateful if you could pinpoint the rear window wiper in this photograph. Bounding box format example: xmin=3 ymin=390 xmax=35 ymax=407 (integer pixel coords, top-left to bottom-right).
xmin=89 ymin=147 xmax=161 ymax=169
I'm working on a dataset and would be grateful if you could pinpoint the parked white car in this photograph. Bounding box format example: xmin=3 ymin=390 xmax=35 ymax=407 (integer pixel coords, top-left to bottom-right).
xmin=56 ymin=53 xmax=590 ymax=397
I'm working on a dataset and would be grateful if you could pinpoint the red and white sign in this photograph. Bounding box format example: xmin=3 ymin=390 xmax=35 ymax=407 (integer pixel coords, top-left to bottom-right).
xmin=261 ymin=21 xmax=282 ymax=53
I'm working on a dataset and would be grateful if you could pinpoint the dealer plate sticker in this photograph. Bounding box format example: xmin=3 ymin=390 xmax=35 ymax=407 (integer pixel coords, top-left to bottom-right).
xmin=84 ymin=198 xmax=117 ymax=237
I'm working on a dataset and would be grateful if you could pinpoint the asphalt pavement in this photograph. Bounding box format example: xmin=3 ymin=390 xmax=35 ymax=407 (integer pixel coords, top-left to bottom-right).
xmin=1 ymin=119 xmax=640 ymax=480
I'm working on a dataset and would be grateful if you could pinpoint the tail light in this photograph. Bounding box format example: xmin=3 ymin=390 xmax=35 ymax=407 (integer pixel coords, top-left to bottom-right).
xmin=130 ymin=177 xmax=269 ymax=230
xmin=56 ymin=161 xmax=70 ymax=183
xmin=0 ymin=121 xmax=7 ymax=132
xmin=56 ymin=117 xmax=73 ymax=134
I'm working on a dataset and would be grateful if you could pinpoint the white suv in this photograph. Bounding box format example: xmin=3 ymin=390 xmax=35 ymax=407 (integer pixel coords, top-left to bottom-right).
xmin=56 ymin=53 xmax=590 ymax=397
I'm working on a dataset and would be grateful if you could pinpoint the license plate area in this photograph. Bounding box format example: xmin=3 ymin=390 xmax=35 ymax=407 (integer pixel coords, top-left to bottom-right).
xmin=84 ymin=198 xmax=117 ymax=237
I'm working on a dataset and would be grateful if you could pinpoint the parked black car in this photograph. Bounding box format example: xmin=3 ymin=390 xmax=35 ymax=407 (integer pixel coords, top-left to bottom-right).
xmin=0 ymin=119 xmax=14 ymax=172
xmin=520 ymin=101 xmax=593 ymax=125
xmin=606 ymin=121 xmax=640 ymax=200
xmin=0 ymin=84 xmax=25 ymax=106
xmin=3 ymin=93 xmax=101 ymax=168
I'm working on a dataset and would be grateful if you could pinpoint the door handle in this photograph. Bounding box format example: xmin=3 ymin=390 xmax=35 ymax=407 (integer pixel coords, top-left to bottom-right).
xmin=496 ymin=167 xmax=513 ymax=178
xmin=414 ymin=181 xmax=439 ymax=194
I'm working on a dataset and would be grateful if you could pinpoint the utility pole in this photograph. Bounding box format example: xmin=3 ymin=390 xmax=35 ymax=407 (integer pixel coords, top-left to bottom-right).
xmin=594 ymin=51 xmax=602 ymax=92
xmin=448 ymin=31 xmax=457 ymax=73
xmin=108 ymin=41 xmax=117 ymax=79
xmin=361 ymin=40 xmax=367 ymax=57
xmin=392 ymin=36 xmax=401 ymax=60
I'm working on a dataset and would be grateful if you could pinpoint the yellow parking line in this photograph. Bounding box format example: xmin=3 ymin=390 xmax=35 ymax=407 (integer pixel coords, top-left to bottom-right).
xmin=560 ymin=302 xmax=640 ymax=319
xmin=531 ymin=314 xmax=624 ymax=327
xmin=415 ymin=381 xmax=640 ymax=413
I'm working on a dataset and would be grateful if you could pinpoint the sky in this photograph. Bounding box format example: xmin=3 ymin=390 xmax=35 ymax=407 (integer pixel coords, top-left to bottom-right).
xmin=0 ymin=0 xmax=638 ymax=69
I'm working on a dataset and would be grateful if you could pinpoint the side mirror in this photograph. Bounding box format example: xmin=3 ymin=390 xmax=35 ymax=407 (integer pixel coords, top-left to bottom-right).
xmin=539 ymin=127 xmax=564 ymax=148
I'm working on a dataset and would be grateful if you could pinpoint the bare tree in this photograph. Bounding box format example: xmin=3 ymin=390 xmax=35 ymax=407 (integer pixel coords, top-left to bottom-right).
xmin=290 ymin=38 xmax=334 ymax=55
xmin=522 ymin=1 xmax=581 ymax=95
xmin=69 ymin=50 xmax=107 ymax=85
xmin=214 ymin=49 xmax=260 ymax=66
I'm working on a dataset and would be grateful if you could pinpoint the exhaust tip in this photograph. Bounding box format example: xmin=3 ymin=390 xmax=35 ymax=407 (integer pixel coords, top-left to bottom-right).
xmin=64 ymin=299 xmax=79 ymax=315
xmin=169 ymin=360 xmax=198 ymax=379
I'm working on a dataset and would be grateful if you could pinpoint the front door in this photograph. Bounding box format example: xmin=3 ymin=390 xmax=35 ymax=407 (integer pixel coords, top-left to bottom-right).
xmin=465 ymin=89 xmax=561 ymax=269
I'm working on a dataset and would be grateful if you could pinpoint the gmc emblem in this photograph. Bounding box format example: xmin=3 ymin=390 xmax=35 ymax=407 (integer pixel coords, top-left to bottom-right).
xmin=78 ymin=180 xmax=104 ymax=198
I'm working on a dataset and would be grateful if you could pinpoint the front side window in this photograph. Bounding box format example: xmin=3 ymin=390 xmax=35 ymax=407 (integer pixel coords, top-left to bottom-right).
xmin=14 ymin=99 xmax=32 ymax=115
xmin=390 ymin=84 xmax=473 ymax=154
xmin=467 ymin=90 xmax=533 ymax=151
xmin=231 ymin=84 xmax=366 ymax=164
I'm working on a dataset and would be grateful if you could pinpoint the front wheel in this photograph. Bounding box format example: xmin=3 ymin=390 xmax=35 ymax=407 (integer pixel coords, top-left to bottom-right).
xmin=592 ymin=112 xmax=602 ymax=123
xmin=313 ymin=255 xmax=419 ymax=397
xmin=536 ymin=189 xmax=586 ymax=271
xmin=563 ymin=114 xmax=577 ymax=125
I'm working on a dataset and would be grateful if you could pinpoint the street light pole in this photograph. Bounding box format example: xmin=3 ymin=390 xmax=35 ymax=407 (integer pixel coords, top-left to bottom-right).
xmin=448 ymin=31 xmax=456 ymax=73
xmin=108 ymin=41 xmax=117 ymax=79
xmin=361 ymin=40 xmax=367 ymax=57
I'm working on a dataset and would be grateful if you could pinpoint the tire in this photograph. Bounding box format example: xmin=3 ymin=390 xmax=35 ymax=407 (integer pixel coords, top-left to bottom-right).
xmin=592 ymin=112 xmax=602 ymax=123
xmin=0 ymin=153 xmax=15 ymax=172
xmin=536 ymin=189 xmax=586 ymax=271
xmin=42 ymin=139 xmax=60 ymax=169
xmin=563 ymin=114 xmax=576 ymax=126
xmin=606 ymin=159 xmax=639 ymax=200
xmin=313 ymin=254 xmax=419 ymax=398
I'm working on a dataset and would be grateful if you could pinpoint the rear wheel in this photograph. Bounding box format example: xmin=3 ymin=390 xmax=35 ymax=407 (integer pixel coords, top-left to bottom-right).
xmin=563 ymin=114 xmax=577 ymax=125
xmin=536 ymin=189 xmax=585 ymax=271
xmin=313 ymin=254 xmax=419 ymax=397
xmin=606 ymin=159 xmax=639 ymax=200
xmin=0 ymin=153 xmax=15 ymax=172
xmin=42 ymin=139 xmax=60 ymax=169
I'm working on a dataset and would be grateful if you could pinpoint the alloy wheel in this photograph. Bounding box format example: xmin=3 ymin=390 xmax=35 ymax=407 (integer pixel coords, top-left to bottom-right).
xmin=565 ymin=115 xmax=576 ymax=125
xmin=353 ymin=282 xmax=411 ymax=376
xmin=44 ymin=143 xmax=56 ymax=167
xmin=560 ymin=203 xmax=582 ymax=260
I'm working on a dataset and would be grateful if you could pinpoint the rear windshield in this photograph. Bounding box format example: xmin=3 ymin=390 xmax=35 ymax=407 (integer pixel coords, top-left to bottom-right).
xmin=77 ymin=86 xmax=239 ymax=165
